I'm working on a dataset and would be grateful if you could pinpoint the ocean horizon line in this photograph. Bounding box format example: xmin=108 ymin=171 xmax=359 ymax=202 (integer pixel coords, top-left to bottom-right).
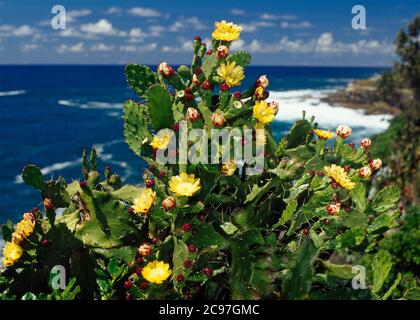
xmin=0 ymin=64 xmax=390 ymax=69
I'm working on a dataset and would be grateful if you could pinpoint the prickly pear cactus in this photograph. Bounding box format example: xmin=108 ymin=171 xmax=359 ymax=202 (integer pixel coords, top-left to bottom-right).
xmin=0 ymin=21 xmax=405 ymax=300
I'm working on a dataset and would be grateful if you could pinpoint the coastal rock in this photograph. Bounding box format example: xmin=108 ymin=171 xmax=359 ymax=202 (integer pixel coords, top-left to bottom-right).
xmin=321 ymin=77 xmax=409 ymax=115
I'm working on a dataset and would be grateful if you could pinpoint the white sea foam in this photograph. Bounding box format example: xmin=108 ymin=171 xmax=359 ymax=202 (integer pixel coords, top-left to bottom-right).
xmin=93 ymin=140 xmax=134 ymax=180
xmin=14 ymin=159 xmax=82 ymax=184
xmin=13 ymin=139 xmax=132 ymax=184
xmin=270 ymin=89 xmax=392 ymax=138
xmin=58 ymin=100 xmax=123 ymax=109
xmin=0 ymin=90 xmax=26 ymax=97
xmin=107 ymin=112 xmax=121 ymax=118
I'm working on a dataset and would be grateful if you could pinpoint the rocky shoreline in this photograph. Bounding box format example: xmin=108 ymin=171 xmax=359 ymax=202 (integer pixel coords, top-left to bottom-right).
xmin=321 ymin=76 xmax=409 ymax=116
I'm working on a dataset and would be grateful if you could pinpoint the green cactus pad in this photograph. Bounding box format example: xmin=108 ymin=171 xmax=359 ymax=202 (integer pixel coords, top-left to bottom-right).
xmin=227 ymin=51 xmax=252 ymax=68
xmin=125 ymin=64 xmax=158 ymax=98
xmin=146 ymin=85 xmax=175 ymax=131
xmin=22 ymin=164 xmax=44 ymax=190
xmin=123 ymin=100 xmax=152 ymax=157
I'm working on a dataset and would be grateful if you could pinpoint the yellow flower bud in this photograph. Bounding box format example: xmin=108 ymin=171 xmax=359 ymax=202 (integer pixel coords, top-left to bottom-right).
xmin=211 ymin=113 xmax=226 ymax=127
xmin=217 ymin=45 xmax=229 ymax=58
xmin=326 ymin=203 xmax=341 ymax=215
xmin=336 ymin=125 xmax=352 ymax=139
xmin=187 ymin=107 xmax=200 ymax=121
xmin=257 ymin=75 xmax=269 ymax=88
xmin=221 ymin=159 xmax=237 ymax=176
xmin=157 ymin=62 xmax=174 ymax=77
xmin=192 ymin=74 xmax=201 ymax=86
xmin=254 ymin=86 xmax=265 ymax=100
xmin=370 ymin=158 xmax=382 ymax=171
xmin=43 ymin=198 xmax=54 ymax=211
xmin=138 ymin=243 xmax=152 ymax=257
xmin=358 ymin=166 xmax=372 ymax=179
xmin=360 ymin=138 xmax=372 ymax=149
xmin=162 ymin=196 xmax=176 ymax=211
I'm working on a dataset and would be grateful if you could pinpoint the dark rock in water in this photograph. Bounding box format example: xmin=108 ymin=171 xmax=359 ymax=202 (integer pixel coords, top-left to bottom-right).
xmin=322 ymin=77 xmax=411 ymax=115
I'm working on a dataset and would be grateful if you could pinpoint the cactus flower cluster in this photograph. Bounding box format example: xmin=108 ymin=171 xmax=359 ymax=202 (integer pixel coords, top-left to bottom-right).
xmin=0 ymin=21 xmax=402 ymax=301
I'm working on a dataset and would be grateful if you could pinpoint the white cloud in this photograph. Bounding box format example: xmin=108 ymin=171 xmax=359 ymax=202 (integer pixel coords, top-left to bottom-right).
xmin=0 ymin=24 xmax=38 ymax=37
xmin=21 ymin=43 xmax=39 ymax=52
xmin=161 ymin=41 xmax=190 ymax=53
xmin=129 ymin=28 xmax=146 ymax=38
xmin=141 ymin=42 xmax=158 ymax=52
xmin=14 ymin=25 xmax=36 ymax=36
xmin=231 ymin=8 xmax=246 ymax=15
xmin=240 ymin=21 xmax=276 ymax=32
xmin=67 ymin=9 xmax=92 ymax=22
xmin=280 ymin=21 xmax=313 ymax=29
xmin=91 ymin=43 xmax=114 ymax=51
xmin=128 ymin=7 xmax=162 ymax=17
xmin=105 ymin=7 xmax=123 ymax=15
xmin=80 ymin=19 xmax=126 ymax=36
xmin=237 ymin=33 xmax=394 ymax=55
xmin=127 ymin=26 xmax=163 ymax=43
xmin=161 ymin=37 xmax=211 ymax=53
xmin=57 ymin=42 xmax=85 ymax=53
xmin=261 ymin=13 xmax=297 ymax=20
xmin=169 ymin=17 xmax=206 ymax=32
xmin=120 ymin=42 xmax=158 ymax=53
xmin=149 ymin=25 xmax=166 ymax=35
xmin=120 ymin=44 xmax=137 ymax=52
xmin=260 ymin=13 xmax=280 ymax=20
xmin=37 ymin=20 xmax=51 ymax=27
xmin=162 ymin=45 xmax=175 ymax=52
xmin=81 ymin=19 xmax=113 ymax=34
xmin=230 ymin=39 xmax=245 ymax=51
xmin=58 ymin=27 xmax=97 ymax=39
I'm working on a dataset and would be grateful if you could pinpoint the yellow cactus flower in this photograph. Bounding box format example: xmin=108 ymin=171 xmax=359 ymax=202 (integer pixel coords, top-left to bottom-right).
xmin=12 ymin=219 xmax=35 ymax=245
xmin=253 ymin=100 xmax=276 ymax=124
xmin=2 ymin=241 xmax=23 ymax=267
xmin=324 ymin=164 xmax=356 ymax=190
xmin=169 ymin=172 xmax=201 ymax=197
xmin=141 ymin=260 xmax=172 ymax=284
xmin=15 ymin=219 xmax=35 ymax=239
xmin=221 ymin=159 xmax=237 ymax=176
xmin=217 ymin=61 xmax=244 ymax=87
xmin=313 ymin=129 xmax=334 ymax=140
xmin=212 ymin=20 xmax=242 ymax=41
xmin=255 ymin=123 xmax=266 ymax=146
xmin=150 ymin=131 xmax=172 ymax=150
xmin=131 ymin=188 xmax=156 ymax=215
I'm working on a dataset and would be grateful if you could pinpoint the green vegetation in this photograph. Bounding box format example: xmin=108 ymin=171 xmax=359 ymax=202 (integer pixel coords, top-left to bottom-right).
xmin=0 ymin=19 xmax=417 ymax=300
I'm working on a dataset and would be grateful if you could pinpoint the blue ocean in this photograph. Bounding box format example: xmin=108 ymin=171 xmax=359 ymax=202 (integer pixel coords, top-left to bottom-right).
xmin=0 ymin=65 xmax=387 ymax=223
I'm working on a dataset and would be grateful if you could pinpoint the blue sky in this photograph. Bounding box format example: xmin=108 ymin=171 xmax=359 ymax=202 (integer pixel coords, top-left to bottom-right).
xmin=0 ymin=0 xmax=418 ymax=66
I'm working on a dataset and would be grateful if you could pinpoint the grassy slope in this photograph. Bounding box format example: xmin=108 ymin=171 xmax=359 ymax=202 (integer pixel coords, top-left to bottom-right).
xmin=370 ymin=114 xmax=406 ymax=161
